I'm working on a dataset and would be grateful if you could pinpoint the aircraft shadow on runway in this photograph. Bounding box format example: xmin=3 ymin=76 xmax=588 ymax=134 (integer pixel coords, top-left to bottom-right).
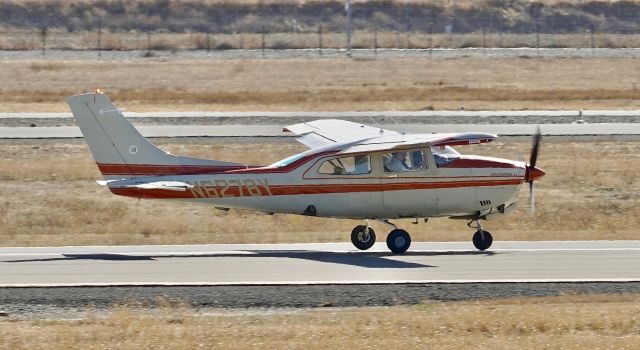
xmin=3 ymin=250 xmax=496 ymax=269
xmin=4 ymin=253 xmax=155 ymax=263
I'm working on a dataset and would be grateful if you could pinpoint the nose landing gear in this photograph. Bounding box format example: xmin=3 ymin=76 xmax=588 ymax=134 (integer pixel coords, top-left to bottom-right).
xmin=468 ymin=219 xmax=493 ymax=251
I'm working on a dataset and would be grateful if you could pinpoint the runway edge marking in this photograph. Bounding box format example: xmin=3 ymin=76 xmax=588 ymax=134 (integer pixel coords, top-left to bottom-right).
xmin=2 ymin=278 xmax=640 ymax=288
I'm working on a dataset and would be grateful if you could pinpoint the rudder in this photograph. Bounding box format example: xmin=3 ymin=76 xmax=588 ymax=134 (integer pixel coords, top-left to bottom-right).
xmin=66 ymin=92 xmax=243 ymax=179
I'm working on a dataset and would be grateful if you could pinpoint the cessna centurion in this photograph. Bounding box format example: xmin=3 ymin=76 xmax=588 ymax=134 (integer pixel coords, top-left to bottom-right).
xmin=67 ymin=92 xmax=545 ymax=254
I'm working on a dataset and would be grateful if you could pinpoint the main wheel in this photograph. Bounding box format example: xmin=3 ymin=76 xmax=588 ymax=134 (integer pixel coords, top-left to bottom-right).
xmin=472 ymin=230 xmax=493 ymax=251
xmin=351 ymin=225 xmax=376 ymax=250
xmin=386 ymin=229 xmax=411 ymax=254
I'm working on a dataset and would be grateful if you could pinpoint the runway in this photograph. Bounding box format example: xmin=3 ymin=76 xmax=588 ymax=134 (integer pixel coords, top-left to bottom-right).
xmin=2 ymin=123 xmax=639 ymax=138
xmin=2 ymin=109 xmax=640 ymax=119
xmin=2 ymin=241 xmax=639 ymax=287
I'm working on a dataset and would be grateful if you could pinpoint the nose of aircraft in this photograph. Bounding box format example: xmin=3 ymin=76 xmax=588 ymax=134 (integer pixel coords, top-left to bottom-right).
xmin=525 ymin=165 xmax=545 ymax=182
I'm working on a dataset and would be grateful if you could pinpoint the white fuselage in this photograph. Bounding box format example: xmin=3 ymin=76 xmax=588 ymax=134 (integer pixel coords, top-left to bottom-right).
xmin=110 ymin=148 xmax=526 ymax=220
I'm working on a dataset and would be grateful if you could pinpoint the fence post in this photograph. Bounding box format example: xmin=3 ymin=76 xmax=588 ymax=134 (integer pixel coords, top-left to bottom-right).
xmin=346 ymin=0 xmax=352 ymax=57
xmin=97 ymin=20 xmax=102 ymax=57
xmin=40 ymin=26 xmax=47 ymax=57
xmin=428 ymin=24 xmax=433 ymax=57
xmin=318 ymin=23 xmax=323 ymax=57
xmin=535 ymin=22 xmax=540 ymax=58
xmin=482 ymin=27 xmax=486 ymax=56
xmin=146 ymin=32 xmax=151 ymax=56
xmin=590 ymin=24 xmax=596 ymax=54
xmin=373 ymin=27 xmax=378 ymax=58
xmin=261 ymin=25 xmax=266 ymax=58
xmin=405 ymin=9 xmax=410 ymax=49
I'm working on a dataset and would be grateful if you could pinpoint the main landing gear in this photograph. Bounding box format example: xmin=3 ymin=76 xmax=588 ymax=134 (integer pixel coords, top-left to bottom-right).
xmin=350 ymin=219 xmax=493 ymax=254
xmin=468 ymin=219 xmax=493 ymax=251
xmin=351 ymin=224 xmax=376 ymax=251
xmin=350 ymin=220 xmax=411 ymax=254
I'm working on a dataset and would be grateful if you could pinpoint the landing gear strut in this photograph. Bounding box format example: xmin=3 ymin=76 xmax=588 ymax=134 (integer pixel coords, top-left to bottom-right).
xmin=468 ymin=219 xmax=493 ymax=251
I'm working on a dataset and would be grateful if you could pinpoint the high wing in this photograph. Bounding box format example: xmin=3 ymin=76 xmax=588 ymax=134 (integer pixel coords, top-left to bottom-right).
xmin=284 ymin=119 xmax=496 ymax=151
xmin=283 ymin=119 xmax=399 ymax=148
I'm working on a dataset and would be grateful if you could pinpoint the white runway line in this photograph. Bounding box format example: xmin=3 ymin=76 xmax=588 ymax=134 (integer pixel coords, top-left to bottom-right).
xmin=2 ymin=278 xmax=640 ymax=288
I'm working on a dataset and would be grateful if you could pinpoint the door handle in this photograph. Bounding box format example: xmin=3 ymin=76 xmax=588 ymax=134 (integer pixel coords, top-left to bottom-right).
xmin=387 ymin=174 xmax=398 ymax=178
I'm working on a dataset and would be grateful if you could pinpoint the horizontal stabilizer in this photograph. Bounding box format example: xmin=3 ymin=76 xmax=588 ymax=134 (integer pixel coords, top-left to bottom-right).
xmin=99 ymin=180 xmax=193 ymax=192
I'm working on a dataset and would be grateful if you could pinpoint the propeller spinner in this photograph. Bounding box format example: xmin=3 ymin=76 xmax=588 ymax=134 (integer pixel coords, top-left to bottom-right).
xmin=525 ymin=127 xmax=545 ymax=215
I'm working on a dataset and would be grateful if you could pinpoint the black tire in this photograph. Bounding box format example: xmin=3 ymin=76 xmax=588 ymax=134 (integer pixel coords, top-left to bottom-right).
xmin=472 ymin=230 xmax=493 ymax=251
xmin=386 ymin=229 xmax=411 ymax=254
xmin=351 ymin=225 xmax=376 ymax=250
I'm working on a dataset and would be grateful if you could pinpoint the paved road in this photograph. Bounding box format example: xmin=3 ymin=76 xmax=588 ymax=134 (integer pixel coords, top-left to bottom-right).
xmin=1 ymin=123 xmax=639 ymax=138
xmin=1 ymin=241 xmax=639 ymax=287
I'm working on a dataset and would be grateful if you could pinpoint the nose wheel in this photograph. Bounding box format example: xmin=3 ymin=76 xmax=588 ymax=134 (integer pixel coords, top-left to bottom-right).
xmin=472 ymin=229 xmax=493 ymax=250
xmin=469 ymin=219 xmax=493 ymax=251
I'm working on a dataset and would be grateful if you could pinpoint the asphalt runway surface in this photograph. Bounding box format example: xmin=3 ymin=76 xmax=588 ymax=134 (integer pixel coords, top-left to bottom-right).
xmin=1 ymin=241 xmax=640 ymax=318
xmin=1 ymin=123 xmax=639 ymax=138
xmin=2 ymin=109 xmax=638 ymax=138
xmin=2 ymin=241 xmax=639 ymax=287
xmin=2 ymin=110 xmax=639 ymax=126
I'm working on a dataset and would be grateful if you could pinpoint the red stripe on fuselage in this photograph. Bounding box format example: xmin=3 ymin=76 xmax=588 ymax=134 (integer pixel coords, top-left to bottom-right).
xmin=97 ymin=163 xmax=249 ymax=176
xmin=109 ymin=179 xmax=522 ymax=199
xmin=97 ymin=151 xmax=339 ymax=176
xmin=440 ymin=158 xmax=520 ymax=169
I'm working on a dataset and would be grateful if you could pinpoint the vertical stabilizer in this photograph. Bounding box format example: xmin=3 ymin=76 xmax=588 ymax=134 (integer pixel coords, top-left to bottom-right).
xmin=66 ymin=92 xmax=243 ymax=179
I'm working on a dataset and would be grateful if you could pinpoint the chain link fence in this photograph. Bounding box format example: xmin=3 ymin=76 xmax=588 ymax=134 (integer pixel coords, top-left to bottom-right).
xmin=2 ymin=27 xmax=640 ymax=55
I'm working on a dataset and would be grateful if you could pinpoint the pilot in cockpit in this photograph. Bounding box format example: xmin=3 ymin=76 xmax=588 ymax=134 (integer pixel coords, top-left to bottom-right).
xmin=385 ymin=152 xmax=410 ymax=172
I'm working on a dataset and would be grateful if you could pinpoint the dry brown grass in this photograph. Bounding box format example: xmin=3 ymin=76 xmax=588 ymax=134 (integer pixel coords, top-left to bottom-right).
xmin=0 ymin=138 xmax=638 ymax=247
xmin=1 ymin=58 xmax=639 ymax=112
xmin=2 ymin=294 xmax=640 ymax=349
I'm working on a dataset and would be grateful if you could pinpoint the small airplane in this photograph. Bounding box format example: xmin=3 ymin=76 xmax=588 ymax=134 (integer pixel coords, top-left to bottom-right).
xmin=66 ymin=92 xmax=545 ymax=254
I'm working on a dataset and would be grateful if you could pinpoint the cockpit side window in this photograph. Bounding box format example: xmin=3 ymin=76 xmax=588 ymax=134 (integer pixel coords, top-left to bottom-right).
xmin=318 ymin=155 xmax=371 ymax=175
xmin=383 ymin=149 xmax=427 ymax=173
xmin=431 ymin=146 xmax=461 ymax=167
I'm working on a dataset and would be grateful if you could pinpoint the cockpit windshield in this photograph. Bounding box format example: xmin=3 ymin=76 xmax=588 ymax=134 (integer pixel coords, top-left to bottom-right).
xmin=431 ymin=145 xmax=460 ymax=167
xmin=270 ymin=152 xmax=305 ymax=168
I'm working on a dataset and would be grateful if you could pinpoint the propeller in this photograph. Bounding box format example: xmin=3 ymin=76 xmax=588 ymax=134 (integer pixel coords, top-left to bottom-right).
xmin=526 ymin=126 xmax=544 ymax=216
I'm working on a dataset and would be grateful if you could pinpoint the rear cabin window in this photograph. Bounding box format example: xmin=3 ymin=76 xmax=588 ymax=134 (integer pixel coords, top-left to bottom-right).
xmin=318 ymin=155 xmax=371 ymax=175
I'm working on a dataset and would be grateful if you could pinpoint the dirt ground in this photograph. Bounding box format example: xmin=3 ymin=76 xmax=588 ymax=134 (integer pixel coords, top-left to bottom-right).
xmin=2 ymin=57 xmax=640 ymax=112
xmin=0 ymin=137 xmax=638 ymax=247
